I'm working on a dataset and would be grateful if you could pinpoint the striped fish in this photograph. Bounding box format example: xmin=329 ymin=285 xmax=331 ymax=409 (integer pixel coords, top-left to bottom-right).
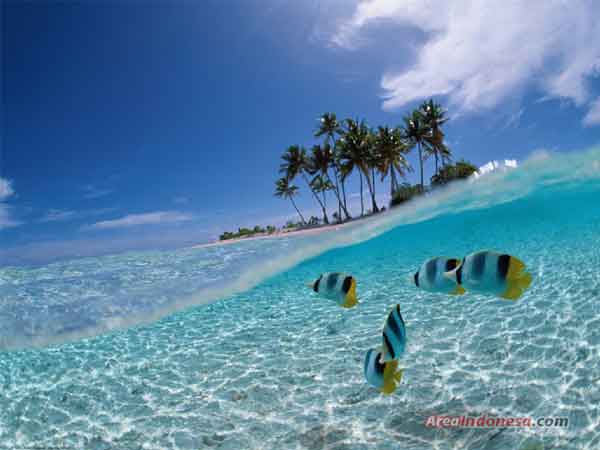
xmin=364 ymin=348 xmax=404 ymax=395
xmin=444 ymin=250 xmax=532 ymax=300
xmin=310 ymin=272 xmax=358 ymax=308
xmin=381 ymin=304 xmax=407 ymax=362
xmin=414 ymin=256 xmax=466 ymax=295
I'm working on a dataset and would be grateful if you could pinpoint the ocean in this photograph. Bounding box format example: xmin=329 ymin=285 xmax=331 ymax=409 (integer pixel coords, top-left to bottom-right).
xmin=1 ymin=148 xmax=599 ymax=449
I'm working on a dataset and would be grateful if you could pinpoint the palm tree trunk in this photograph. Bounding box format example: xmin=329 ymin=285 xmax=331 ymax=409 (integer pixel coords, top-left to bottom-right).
xmin=327 ymin=168 xmax=352 ymax=221
xmin=290 ymin=197 xmax=306 ymax=224
xmin=372 ymin=167 xmax=376 ymax=196
xmin=418 ymin=142 xmax=424 ymax=190
xmin=390 ymin=166 xmax=397 ymax=197
xmin=359 ymin=171 xmax=364 ymax=216
xmin=333 ymin=168 xmax=341 ymax=221
xmin=328 ymin=135 xmax=344 ymax=222
xmin=302 ymin=173 xmax=329 ymax=224
xmin=434 ymin=152 xmax=439 ymax=175
xmin=364 ymin=168 xmax=379 ymax=213
xmin=341 ymin=177 xmax=348 ymax=211
xmin=321 ymin=206 xmax=328 ymax=224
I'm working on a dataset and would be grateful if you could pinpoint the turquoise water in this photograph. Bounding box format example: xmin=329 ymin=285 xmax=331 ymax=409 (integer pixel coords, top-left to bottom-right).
xmin=1 ymin=149 xmax=600 ymax=449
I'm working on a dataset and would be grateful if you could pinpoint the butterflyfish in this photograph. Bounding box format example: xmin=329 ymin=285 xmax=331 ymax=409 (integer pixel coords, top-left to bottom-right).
xmin=444 ymin=250 xmax=532 ymax=300
xmin=310 ymin=272 xmax=358 ymax=308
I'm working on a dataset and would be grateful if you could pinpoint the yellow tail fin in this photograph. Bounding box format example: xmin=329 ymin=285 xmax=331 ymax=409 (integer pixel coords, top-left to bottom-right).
xmin=500 ymin=256 xmax=531 ymax=300
xmin=395 ymin=369 xmax=404 ymax=382
xmin=450 ymin=285 xmax=466 ymax=295
xmin=501 ymin=271 xmax=532 ymax=300
xmin=506 ymin=256 xmax=526 ymax=280
xmin=342 ymin=279 xmax=358 ymax=308
xmin=381 ymin=360 xmax=403 ymax=395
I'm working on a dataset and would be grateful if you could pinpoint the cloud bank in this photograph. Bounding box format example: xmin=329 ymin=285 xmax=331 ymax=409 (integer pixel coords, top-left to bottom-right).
xmin=334 ymin=1 xmax=600 ymax=122
xmin=86 ymin=211 xmax=193 ymax=230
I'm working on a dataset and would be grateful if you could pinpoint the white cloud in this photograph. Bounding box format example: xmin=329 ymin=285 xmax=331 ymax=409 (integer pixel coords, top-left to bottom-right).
xmin=0 ymin=177 xmax=19 ymax=230
xmin=85 ymin=211 xmax=193 ymax=230
xmin=503 ymin=107 xmax=525 ymax=130
xmin=0 ymin=177 xmax=14 ymax=201
xmin=39 ymin=209 xmax=77 ymax=222
xmin=583 ymin=97 xmax=600 ymax=126
xmin=334 ymin=1 xmax=600 ymax=122
xmin=38 ymin=207 xmax=117 ymax=223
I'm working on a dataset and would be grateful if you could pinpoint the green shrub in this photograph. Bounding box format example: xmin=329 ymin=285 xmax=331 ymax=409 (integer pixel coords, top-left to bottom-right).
xmin=431 ymin=160 xmax=478 ymax=186
xmin=219 ymin=224 xmax=275 ymax=240
xmin=219 ymin=231 xmax=235 ymax=241
xmin=390 ymin=183 xmax=423 ymax=207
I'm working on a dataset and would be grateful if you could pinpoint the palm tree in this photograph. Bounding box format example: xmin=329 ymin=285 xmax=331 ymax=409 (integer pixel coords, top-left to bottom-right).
xmin=338 ymin=119 xmax=379 ymax=214
xmin=439 ymin=145 xmax=452 ymax=168
xmin=338 ymin=151 xmax=363 ymax=216
xmin=315 ymin=113 xmax=348 ymax=218
xmin=337 ymin=129 xmax=362 ymax=216
xmin=274 ymin=177 xmax=306 ymax=225
xmin=402 ymin=110 xmax=430 ymax=190
xmin=362 ymin=126 xmax=380 ymax=213
xmin=333 ymin=140 xmax=350 ymax=215
xmin=366 ymin=130 xmax=379 ymax=204
xmin=420 ymin=99 xmax=451 ymax=175
xmin=308 ymin=144 xmax=351 ymax=220
xmin=310 ymin=175 xmax=333 ymax=211
xmin=280 ymin=145 xmax=329 ymax=224
xmin=374 ymin=126 xmax=412 ymax=197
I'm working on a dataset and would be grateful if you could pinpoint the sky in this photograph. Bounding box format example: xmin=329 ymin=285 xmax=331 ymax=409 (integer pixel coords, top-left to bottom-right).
xmin=2 ymin=0 xmax=600 ymax=266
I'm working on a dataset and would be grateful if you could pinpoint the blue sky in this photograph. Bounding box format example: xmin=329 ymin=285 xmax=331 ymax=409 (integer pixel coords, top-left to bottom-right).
xmin=2 ymin=0 xmax=600 ymax=265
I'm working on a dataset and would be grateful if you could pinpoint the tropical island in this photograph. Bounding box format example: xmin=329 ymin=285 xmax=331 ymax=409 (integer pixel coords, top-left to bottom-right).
xmin=219 ymin=225 xmax=277 ymax=241
xmin=219 ymin=99 xmax=478 ymax=242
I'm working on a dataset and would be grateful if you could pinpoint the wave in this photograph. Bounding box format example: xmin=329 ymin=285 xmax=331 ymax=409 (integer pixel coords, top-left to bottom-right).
xmin=1 ymin=147 xmax=599 ymax=350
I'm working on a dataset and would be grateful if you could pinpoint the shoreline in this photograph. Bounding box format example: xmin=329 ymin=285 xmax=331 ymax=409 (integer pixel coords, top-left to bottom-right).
xmin=190 ymin=218 xmax=360 ymax=250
